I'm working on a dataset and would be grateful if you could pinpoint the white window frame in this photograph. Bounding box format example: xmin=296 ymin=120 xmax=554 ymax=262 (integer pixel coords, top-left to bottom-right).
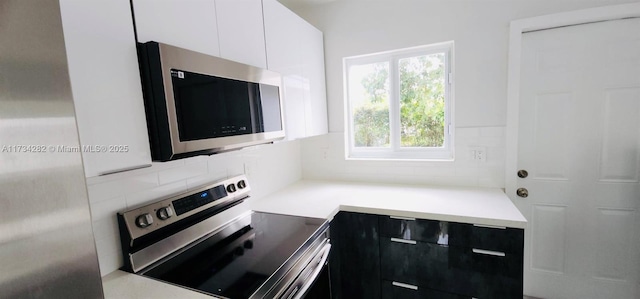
xmin=343 ymin=41 xmax=455 ymax=160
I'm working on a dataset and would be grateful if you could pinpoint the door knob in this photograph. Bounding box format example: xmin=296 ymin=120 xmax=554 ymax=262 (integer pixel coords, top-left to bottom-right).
xmin=516 ymin=188 xmax=529 ymax=198
xmin=517 ymin=170 xmax=528 ymax=178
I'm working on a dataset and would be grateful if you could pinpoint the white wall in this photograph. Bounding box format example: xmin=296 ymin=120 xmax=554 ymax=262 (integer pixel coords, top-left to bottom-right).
xmin=87 ymin=140 xmax=301 ymax=275
xmin=287 ymin=0 xmax=639 ymax=187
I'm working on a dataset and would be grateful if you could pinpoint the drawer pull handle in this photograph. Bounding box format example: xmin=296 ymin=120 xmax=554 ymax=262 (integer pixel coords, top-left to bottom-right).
xmin=392 ymin=281 xmax=418 ymax=290
xmin=472 ymin=248 xmax=506 ymax=257
xmin=473 ymin=224 xmax=506 ymax=230
xmin=391 ymin=238 xmax=417 ymax=245
xmin=390 ymin=215 xmax=416 ymax=221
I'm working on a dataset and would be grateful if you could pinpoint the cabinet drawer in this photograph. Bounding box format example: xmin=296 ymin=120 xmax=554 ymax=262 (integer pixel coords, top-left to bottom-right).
xmin=379 ymin=237 xmax=421 ymax=284
xmin=379 ymin=215 xmax=449 ymax=244
xmin=381 ymin=280 xmax=468 ymax=299
xmin=448 ymin=246 xmax=523 ymax=278
xmin=420 ymin=244 xmax=523 ymax=298
xmin=449 ymin=223 xmax=524 ymax=254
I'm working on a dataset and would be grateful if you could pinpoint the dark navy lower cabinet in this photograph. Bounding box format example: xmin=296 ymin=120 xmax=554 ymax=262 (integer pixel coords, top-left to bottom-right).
xmin=330 ymin=212 xmax=524 ymax=299
xmin=425 ymin=245 xmax=523 ymax=298
xmin=329 ymin=212 xmax=381 ymax=299
xmin=379 ymin=237 xmax=421 ymax=285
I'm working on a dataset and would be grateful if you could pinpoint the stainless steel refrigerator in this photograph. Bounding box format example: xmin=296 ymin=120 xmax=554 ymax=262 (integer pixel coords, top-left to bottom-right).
xmin=0 ymin=0 xmax=104 ymax=297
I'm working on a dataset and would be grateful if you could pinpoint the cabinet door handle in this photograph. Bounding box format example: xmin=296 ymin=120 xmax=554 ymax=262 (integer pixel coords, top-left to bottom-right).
xmin=390 ymin=238 xmax=417 ymax=245
xmin=390 ymin=215 xmax=415 ymax=221
xmin=392 ymin=281 xmax=418 ymax=290
xmin=472 ymin=248 xmax=506 ymax=257
xmin=473 ymin=224 xmax=506 ymax=230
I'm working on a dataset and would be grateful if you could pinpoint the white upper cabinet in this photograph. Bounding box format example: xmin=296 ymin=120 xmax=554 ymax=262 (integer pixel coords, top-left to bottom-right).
xmin=215 ymin=0 xmax=267 ymax=68
xmin=263 ymin=0 xmax=328 ymax=140
xmin=132 ymin=0 xmax=220 ymax=57
xmin=262 ymin=0 xmax=304 ymax=74
xmin=60 ymin=0 xmax=152 ymax=177
xmin=301 ymin=25 xmax=328 ymax=137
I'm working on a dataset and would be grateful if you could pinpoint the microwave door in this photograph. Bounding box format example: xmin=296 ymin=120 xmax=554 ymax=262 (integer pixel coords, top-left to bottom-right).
xmin=172 ymin=70 xmax=255 ymax=141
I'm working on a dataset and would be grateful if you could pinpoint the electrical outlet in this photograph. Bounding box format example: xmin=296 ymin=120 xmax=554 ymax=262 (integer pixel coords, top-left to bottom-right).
xmin=243 ymin=160 xmax=258 ymax=175
xmin=470 ymin=147 xmax=486 ymax=162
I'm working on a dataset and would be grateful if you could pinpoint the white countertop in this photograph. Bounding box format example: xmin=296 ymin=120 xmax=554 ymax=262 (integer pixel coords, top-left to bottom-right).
xmin=102 ymin=270 xmax=213 ymax=299
xmin=251 ymin=179 xmax=527 ymax=229
xmin=101 ymin=179 xmax=526 ymax=298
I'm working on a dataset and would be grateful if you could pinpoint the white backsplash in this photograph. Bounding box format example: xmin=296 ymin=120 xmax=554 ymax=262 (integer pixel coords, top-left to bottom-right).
xmin=88 ymin=127 xmax=506 ymax=276
xmin=86 ymin=140 xmax=302 ymax=276
xmin=301 ymin=127 xmax=506 ymax=188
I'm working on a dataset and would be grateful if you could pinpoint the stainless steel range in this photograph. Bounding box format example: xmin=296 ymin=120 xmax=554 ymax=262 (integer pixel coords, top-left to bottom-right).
xmin=118 ymin=175 xmax=331 ymax=298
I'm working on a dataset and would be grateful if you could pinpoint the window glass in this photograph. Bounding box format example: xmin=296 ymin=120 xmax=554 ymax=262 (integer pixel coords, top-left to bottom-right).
xmin=348 ymin=62 xmax=390 ymax=148
xmin=398 ymin=53 xmax=445 ymax=148
xmin=344 ymin=42 xmax=454 ymax=160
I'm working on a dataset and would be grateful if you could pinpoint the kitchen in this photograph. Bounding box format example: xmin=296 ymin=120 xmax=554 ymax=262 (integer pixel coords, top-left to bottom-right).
xmin=1 ymin=0 xmax=639 ymax=298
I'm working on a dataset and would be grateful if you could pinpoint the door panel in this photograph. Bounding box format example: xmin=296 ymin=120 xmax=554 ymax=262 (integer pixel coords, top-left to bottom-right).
xmin=594 ymin=208 xmax=635 ymax=281
xmin=531 ymin=92 xmax=572 ymax=180
xmin=599 ymin=88 xmax=640 ymax=182
xmin=530 ymin=204 xmax=567 ymax=274
xmin=516 ymin=18 xmax=640 ymax=298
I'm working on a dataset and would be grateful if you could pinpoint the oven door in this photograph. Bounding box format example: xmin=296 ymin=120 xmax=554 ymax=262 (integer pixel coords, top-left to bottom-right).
xmin=280 ymin=242 xmax=331 ymax=299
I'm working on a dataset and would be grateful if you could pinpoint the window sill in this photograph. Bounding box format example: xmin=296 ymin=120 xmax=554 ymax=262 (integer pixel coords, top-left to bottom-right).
xmin=345 ymin=156 xmax=455 ymax=162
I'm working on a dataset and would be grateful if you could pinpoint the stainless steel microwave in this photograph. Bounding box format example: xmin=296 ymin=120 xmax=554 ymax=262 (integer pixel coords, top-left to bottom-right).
xmin=137 ymin=41 xmax=285 ymax=161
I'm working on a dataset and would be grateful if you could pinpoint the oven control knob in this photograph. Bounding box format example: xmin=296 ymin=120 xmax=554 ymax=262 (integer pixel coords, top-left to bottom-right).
xmin=237 ymin=180 xmax=247 ymax=189
xmin=234 ymin=246 xmax=245 ymax=256
xmin=244 ymin=240 xmax=254 ymax=249
xmin=135 ymin=213 xmax=153 ymax=228
xmin=156 ymin=206 xmax=173 ymax=220
xmin=226 ymin=183 xmax=237 ymax=193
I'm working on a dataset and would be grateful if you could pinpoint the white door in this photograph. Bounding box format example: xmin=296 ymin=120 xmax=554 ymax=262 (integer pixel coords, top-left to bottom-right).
xmin=514 ymin=18 xmax=640 ymax=299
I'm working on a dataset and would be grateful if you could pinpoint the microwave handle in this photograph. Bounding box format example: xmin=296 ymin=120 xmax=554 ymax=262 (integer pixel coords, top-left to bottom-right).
xmin=290 ymin=243 xmax=331 ymax=299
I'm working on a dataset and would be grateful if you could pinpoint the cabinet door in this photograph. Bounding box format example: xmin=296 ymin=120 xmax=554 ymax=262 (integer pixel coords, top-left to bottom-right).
xmin=330 ymin=212 xmax=381 ymax=299
xmin=281 ymin=76 xmax=307 ymax=138
xmin=215 ymin=0 xmax=267 ymax=68
xmin=262 ymin=0 xmax=302 ymax=74
xmin=262 ymin=0 xmax=305 ymax=140
xmin=300 ymin=24 xmax=328 ymax=137
xmin=132 ymin=0 xmax=220 ymax=57
xmin=60 ymin=0 xmax=151 ymax=177
xmin=263 ymin=0 xmax=327 ymax=140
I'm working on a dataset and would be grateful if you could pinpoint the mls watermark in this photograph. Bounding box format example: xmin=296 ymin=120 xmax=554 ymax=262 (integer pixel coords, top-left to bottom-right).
xmin=1 ymin=144 xmax=129 ymax=153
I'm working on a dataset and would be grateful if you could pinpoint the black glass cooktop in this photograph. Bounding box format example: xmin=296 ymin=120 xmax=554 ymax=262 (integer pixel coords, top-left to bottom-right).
xmin=142 ymin=212 xmax=326 ymax=299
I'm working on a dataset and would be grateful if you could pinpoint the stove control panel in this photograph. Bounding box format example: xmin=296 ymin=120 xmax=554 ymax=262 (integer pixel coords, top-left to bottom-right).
xmin=119 ymin=175 xmax=251 ymax=240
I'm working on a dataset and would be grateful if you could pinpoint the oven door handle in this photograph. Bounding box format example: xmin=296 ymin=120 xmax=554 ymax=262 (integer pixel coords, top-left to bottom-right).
xmin=289 ymin=243 xmax=331 ymax=299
